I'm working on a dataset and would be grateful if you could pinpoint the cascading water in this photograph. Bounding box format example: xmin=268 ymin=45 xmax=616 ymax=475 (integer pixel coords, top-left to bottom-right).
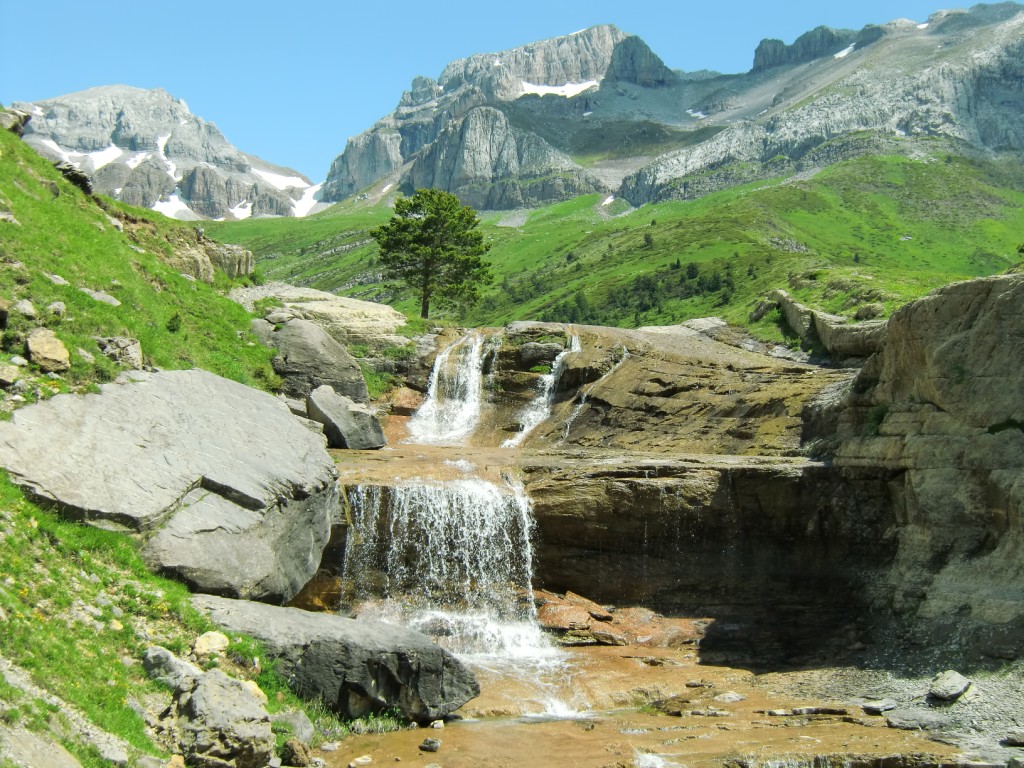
xmin=502 ymin=334 xmax=581 ymax=448
xmin=345 ymin=327 xmax=588 ymax=716
xmin=406 ymin=332 xmax=487 ymax=444
xmin=343 ymin=475 xmax=584 ymax=715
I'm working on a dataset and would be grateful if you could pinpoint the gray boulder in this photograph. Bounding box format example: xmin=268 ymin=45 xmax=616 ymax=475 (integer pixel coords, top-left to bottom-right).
xmin=192 ymin=594 xmax=480 ymax=722
xmin=175 ymin=668 xmax=274 ymax=768
xmin=306 ymin=385 xmax=386 ymax=450
xmin=142 ymin=646 xmax=203 ymax=690
xmin=266 ymin=319 xmax=368 ymax=402
xmin=929 ymin=670 xmax=971 ymax=701
xmin=0 ymin=369 xmax=339 ymax=604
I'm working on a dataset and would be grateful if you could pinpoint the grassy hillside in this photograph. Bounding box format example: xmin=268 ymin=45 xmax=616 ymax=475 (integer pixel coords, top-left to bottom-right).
xmin=208 ymin=149 xmax=1024 ymax=342
xmin=0 ymin=120 xmax=353 ymax=764
xmin=0 ymin=123 xmax=277 ymax=398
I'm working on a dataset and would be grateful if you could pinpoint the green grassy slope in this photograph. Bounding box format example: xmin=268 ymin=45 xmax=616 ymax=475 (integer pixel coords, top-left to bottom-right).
xmin=0 ymin=123 xmax=352 ymax=763
xmin=0 ymin=125 xmax=277 ymax=394
xmin=209 ymin=149 xmax=1024 ymax=341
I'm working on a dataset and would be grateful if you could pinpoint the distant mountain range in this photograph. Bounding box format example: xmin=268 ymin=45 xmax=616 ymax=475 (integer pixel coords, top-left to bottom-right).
xmin=12 ymin=85 xmax=326 ymax=221
xmin=10 ymin=2 xmax=1024 ymax=218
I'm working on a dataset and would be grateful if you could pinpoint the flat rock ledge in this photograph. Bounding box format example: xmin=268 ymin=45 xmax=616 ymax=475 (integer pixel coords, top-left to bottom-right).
xmin=0 ymin=369 xmax=339 ymax=604
xmin=192 ymin=594 xmax=480 ymax=723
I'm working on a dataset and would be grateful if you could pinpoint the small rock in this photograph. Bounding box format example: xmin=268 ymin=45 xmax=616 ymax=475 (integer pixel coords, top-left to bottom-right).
xmin=269 ymin=759 xmax=282 ymax=768
xmin=886 ymin=707 xmax=951 ymax=730
xmin=193 ymin=630 xmax=230 ymax=658
xmin=713 ymin=692 xmax=746 ymax=704
xmin=77 ymin=347 xmax=96 ymax=364
xmin=282 ymin=737 xmax=313 ymax=766
xmin=179 ymin=273 xmax=197 ymax=282
xmin=166 ymin=756 xmax=186 ymax=768
xmin=9 ymin=355 xmax=27 ymax=366
xmin=109 ymin=619 xmax=123 ymax=631
xmin=929 ymin=670 xmax=971 ymax=701
xmin=13 ymin=299 xmax=37 ymax=319
xmin=349 ymin=757 xmax=373 ymax=767
xmin=1002 ymin=731 xmax=1024 ymax=747
xmin=0 ymin=364 xmax=20 ymax=387
xmin=766 ymin=709 xmax=791 ymax=716
xmin=862 ymin=699 xmax=898 ymax=715
xmin=26 ymin=328 xmax=70 ymax=372
xmin=419 ymin=738 xmax=442 ymax=753
xmin=271 ymin=710 xmax=316 ymax=745
xmin=319 ymin=742 xmax=339 ymax=752
xmin=430 ymin=719 xmax=444 ymax=729
xmin=47 ymin=301 xmax=66 ymax=317
xmin=46 ymin=273 xmax=70 ymax=286
xmin=80 ymin=287 xmax=121 ymax=307
xmin=0 ymin=212 xmax=21 ymax=226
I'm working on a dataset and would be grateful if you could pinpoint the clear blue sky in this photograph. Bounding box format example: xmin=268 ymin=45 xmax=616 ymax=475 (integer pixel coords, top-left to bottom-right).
xmin=2 ymin=0 xmax=953 ymax=182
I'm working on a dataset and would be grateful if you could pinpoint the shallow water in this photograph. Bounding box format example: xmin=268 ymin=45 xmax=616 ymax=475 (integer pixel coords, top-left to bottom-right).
xmin=321 ymin=644 xmax=958 ymax=768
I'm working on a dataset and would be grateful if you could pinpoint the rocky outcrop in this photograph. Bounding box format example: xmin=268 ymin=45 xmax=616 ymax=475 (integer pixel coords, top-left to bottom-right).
xmin=14 ymin=85 xmax=321 ymax=220
xmin=261 ymin=318 xmax=369 ymax=402
xmin=754 ymin=288 xmax=886 ymax=359
xmin=816 ymin=274 xmax=1024 ymax=659
xmin=752 ymin=26 xmax=859 ymax=72
xmin=230 ymin=282 xmax=409 ymax=351
xmin=407 ymin=106 xmax=605 ymax=209
xmin=0 ymin=369 xmax=339 ymax=604
xmin=192 ymin=594 xmax=480 ymax=722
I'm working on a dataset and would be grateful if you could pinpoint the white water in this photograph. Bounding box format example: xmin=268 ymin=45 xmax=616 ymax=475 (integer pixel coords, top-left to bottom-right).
xmin=502 ymin=335 xmax=580 ymax=448
xmin=344 ymin=479 xmax=549 ymax=657
xmin=406 ymin=332 xmax=487 ymax=444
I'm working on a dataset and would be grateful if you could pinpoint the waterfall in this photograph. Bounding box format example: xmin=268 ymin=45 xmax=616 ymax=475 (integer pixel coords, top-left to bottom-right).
xmin=502 ymin=334 xmax=580 ymax=448
xmin=407 ymin=332 xmax=487 ymax=444
xmin=343 ymin=477 xmax=556 ymax=662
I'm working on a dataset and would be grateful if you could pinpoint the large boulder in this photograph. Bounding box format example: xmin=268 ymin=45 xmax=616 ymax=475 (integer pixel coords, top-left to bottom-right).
xmin=175 ymin=668 xmax=275 ymax=768
xmin=192 ymin=594 xmax=479 ymax=722
xmin=266 ymin=319 xmax=369 ymax=402
xmin=306 ymin=385 xmax=386 ymax=449
xmin=0 ymin=369 xmax=339 ymax=604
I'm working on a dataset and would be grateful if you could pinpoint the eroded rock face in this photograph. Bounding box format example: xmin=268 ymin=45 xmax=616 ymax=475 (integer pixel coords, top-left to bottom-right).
xmin=192 ymin=594 xmax=480 ymax=722
xmin=827 ymin=274 xmax=1024 ymax=659
xmin=0 ymin=369 xmax=339 ymax=604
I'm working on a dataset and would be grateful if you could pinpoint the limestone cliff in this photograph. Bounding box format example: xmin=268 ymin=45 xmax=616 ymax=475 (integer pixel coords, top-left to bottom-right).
xmin=14 ymin=85 xmax=324 ymax=220
xmin=321 ymin=25 xmax=677 ymax=208
xmin=820 ymin=274 xmax=1024 ymax=659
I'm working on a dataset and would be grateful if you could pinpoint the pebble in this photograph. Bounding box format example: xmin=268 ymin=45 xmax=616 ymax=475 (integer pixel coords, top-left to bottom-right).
xmin=713 ymin=691 xmax=746 ymax=703
xmin=9 ymin=356 xmax=28 ymax=366
xmin=929 ymin=670 xmax=971 ymax=701
xmin=862 ymin=699 xmax=898 ymax=715
xmin=429 ymin=719 xmax=444 ymax=729
xmin=349 ymin=757 xmax=373 ymax=767
xmin=320 ymin=742 xmax=339 ymax=752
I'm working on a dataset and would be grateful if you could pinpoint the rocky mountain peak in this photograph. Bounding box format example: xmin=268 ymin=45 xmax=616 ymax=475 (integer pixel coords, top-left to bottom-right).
xmin=14 ymin=85 xmax=325 ymax=221
xmin=752 ymin=25 xmax=859 ymax=71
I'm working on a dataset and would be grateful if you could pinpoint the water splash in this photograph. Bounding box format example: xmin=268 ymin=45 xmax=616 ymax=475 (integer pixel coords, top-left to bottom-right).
xmin=407 ymin=332 xmax=487 ymax=444
xmin=343 ymin=477 xmax=588 ymax=715
xmin=502 ymin=334 xmax=581 ymax=448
